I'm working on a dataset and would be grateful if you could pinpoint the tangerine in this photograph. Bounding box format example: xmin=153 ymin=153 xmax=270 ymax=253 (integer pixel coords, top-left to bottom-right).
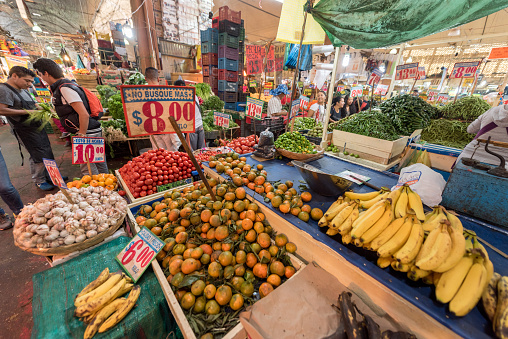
xmin=229 ymin=294 xmax=244 ymax=311
xmin=310 ymin=208 xmax=324 ymax=220
xmin=215 ymin=285 xmax=232 ymax=306
xmin=301 ymin=192 xmax=312 ymax=202
xmin=267 ymin=274 xmax=282 ymax=287
xmin=259 ymin=282 xmax=274 ymax=298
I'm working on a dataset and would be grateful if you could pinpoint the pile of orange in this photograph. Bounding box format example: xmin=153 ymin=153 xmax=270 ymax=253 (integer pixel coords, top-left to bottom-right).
xmin=66 ymin=173 xmax=118 ymax=190
xmin=267 ymin=182 xmax=323 ymax=222
xmin=209 ymin=153 xmax=268 ymax=193
xmin=135 ymin=179 xmax=299 ymax=336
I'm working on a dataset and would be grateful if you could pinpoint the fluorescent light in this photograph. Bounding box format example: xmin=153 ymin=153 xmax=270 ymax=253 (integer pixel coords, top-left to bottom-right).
xmin=342 ymin=53 xmax=350 ymax=67
xmin=406 ymin=57 xmax=412 ymax=63
xmin=32 ymin=13 xmax=41 ymax=16
xmin=123 ymin=25 xmax=133 ymax=38
xmin=32 ymin=22 xmax=42 ymax=32
xmin=389 ymin=48 xmax=398 ymax=54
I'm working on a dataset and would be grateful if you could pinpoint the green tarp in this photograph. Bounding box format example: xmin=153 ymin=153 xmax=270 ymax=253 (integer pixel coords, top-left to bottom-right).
xmin=311 ymin=0 xmax=508 ymax=49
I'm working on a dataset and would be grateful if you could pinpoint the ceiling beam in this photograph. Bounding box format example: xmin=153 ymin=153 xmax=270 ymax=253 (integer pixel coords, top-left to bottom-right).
xmin=406 ymin=32 xmax=508 ymax=48
xmin=16 ymin=0 xmax=33 ymax=27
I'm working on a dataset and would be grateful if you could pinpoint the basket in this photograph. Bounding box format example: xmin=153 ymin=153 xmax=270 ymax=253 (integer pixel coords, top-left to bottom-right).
xmin=14 ymin=214 xmax=126 ymax=256
xmin=218 ymin=80 xmax=238 ymax=92
xmin=202 ymin=41 xmax=218 ymax=54
xmin=200 ymin=28 xmax=218 ymax=43
xmin=218 ymin=58 xmax=238 ymax=71
xmin=218 ymin=69 xmax=238 ymax=82
xmin=219 ymin=33 xmax=239 ymax=49
xmin=276 ymin=147 xmax=324 ymax=161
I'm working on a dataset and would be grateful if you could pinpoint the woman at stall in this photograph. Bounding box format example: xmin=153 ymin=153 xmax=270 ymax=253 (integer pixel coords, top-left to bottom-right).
xmin=341 ymin=95 xmax=358 ymax=118
xmin=267 ymin=84 xmax=289 ymax=117
xmin=457 ymin=104 xmax=508 ymax=169
xmin=308 ymin=91 xmax=326 ymax=123
xmin=330 ymin=96 xmax=344 ymax=121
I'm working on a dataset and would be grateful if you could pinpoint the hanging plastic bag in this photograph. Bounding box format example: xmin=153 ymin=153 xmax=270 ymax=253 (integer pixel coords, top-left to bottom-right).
xmin=391 ymin=163 xmax=446 ymax=206
xmin=284 ymin=44 xmax=313 ymax=71
xmin=258 ymin=128 xmax=274 ymax=148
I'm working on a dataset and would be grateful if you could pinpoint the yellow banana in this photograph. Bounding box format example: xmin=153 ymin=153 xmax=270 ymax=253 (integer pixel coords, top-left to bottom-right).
xmin=75 ymin=272 xmax=122 ymax=307
xmin=481 ymin=273 xmax=500 ymax=323
xmin=395 ymin=187 xmax=408 ymax=218
xmin=433 ymin=222 xmax=466 ymax=273
xmin=351 ymin=201 xmax=387 ymax=239
xmin=415 ymin=222 xmax=452 ymax=271
xmin=497 ymin=306 xmax=508 ymax=339
xmin=387 ymin=187 xmax=402 ymax=217
xmin=435 ymin=254 xmax=474 ymax=303
xmin=391 ymin=261 xmax=412 ymax=272
xmin=341 ymin=232 xmax=352 ymax=245
xmin=377 ymin=217 xmax=413 ymax=257
xmin=393 ymin=217 xmax=424 ymax=264
xmin=370 ymin=218 xmax=405 ymax=251
xmin=353 ymin=238 xmax=363 ymax=247
xmin=414 ymin=223 xmax=442 ymax=265
xmin=326 ymin=228 xmax=340 ymax=236
xmin=76 ymin=268 xmax=110 ymax=300
xmin=494 ymin=276 xmax=508 ymax=334
xmin=360 ymin=206 xmax=393 ymax=243
xmin=330 ymin=202 xmax=357 ymax=229
xmin=318 ymin=216 xmax=329 ymax=228
xmin=424 ymin=208 xmax=437 ymax=223
xmin=324 ymin=200 xmax=348 ymax=221
xmin=360 ymin=192 xmax=389 ymax=209
xmin=99 ymin=286 xmax=141 ymax=333
xmin=406 ymin=186 xmax=425 ymax=221
xmin=338 ymin=208 xmax=359 ymax=235
xmin=352 ymin=198 xmax=386 ymax=228
xmin=423 ymin=209 xmax=446 ymax=232
xmin=344 ymin=190 xmax=381 ymax=201
xmin=377 ymin=256 xmax=393 ymax=268
xmin=84 ymin=298 xmax=126 ymax=339
xmin=422 ymin=274 xmax=434 ymax=285
xmin=433 ymin=272 xmax=443 ymax=286
xmin=444 ymin=209 xmax=464 ymax=233
xmin=75 ymin=278 xmax=126 ymax=317
xmin=407 ymin=266 xmax=430 ymax=281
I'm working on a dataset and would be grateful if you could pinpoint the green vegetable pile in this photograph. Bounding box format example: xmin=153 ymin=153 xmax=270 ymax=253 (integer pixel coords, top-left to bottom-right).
xmin=191 ymin=83 xmax=213 ymax=101
xmin=421 ymin=119 xmax=474 ymax=149
xmin=202 ymin=111 xmax=238 ymax=132
xmin=275 ymin=132 xmax=316 ymax=154
xmin=330 ymin=110 xmax=400 ymax=141
xmin=107 ymin=94 xmax=124 ymax=120
xmin=294 ymin=117 xmax=315 ymax=130
xmin=201 ymin=96 xmax=224 ymax=111
xmin=96 ymin=85 xmax=118 ymax=108
xmin=306 ymin=122 xmax=324 ymax=137
xmin=100 ymin=119 xmax=127 ymax=136
xmin=440 ymin=96 xmax=490 ymax=121
xmin=24 ymin=102 xmax=57 ymax=131
xmin=380 ymin=95 xmax=438 ymax=135
xmin=124 ymin=72 xmax=146 ymax=85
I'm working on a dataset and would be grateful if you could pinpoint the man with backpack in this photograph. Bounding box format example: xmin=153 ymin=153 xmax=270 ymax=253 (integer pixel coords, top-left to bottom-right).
xmin=33 ymin=58 xmax=108 ymax=176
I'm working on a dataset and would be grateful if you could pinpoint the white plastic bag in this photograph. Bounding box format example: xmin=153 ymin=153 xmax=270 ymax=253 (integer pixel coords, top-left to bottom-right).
xmin=391 ymin=164 xmax=446 ymax=207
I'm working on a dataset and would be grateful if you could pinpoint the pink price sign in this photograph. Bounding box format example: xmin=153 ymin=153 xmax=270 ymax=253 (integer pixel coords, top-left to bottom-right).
xmin=246 ymin=96 xmax=264 ymax=120
xmin=299 ymin=95 xmax=309 ymax=110
xmin=450 ymin=61 xmax=480 ymax=79
xmin=213 ymin=111 xmax=230 ymax=129
xmin=71 ymin=137 xmax=106 ymax=165
xmin=395 ymin=63 xmax=419 ymax=80
xmin=351 ymin=86 xmax=363 ymax=97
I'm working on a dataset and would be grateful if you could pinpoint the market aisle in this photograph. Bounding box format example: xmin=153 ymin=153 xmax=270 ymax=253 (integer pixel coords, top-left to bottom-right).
xmin=0 ymin=124 xmax=81 ymax=339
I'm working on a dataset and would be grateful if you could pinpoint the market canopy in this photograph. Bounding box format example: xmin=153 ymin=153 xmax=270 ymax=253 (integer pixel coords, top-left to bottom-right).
xmin=311 ymin=0 xmax=508 ymax=49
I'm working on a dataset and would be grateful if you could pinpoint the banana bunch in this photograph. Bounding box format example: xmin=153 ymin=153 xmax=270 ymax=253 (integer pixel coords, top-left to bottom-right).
xmin=390 ymin=184 xmax=426 ymax=221
xmin=483 ymin=274 xmax=508 ymax=339
xmin=345 ymin=188 xmax=390 ymax=209
xmin=73 ymin=268 xmax=141 ymax=339
xmin=320 ymin=198 xmax=360 ymax=238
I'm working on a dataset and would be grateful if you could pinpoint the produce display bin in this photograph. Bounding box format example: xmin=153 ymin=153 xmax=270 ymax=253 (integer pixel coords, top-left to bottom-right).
xmin=218 ymin=20 xmax=240 ymax=37
xmin=219 ymin=5 xmax=241 ymax=24
xmin=218 ymin=58 xmax=238 ymax=71
xmin=218 ymin=32 xmax=239 ymax=49
xmin=200 ymin=28 xmax=218 ymax=43
xmin=201 ymin=41 xmax=218 ymax=54
xmin=218 ymin=69 xmax=238 ymax=82
xmin=218 ymin=91 xmax=237 ymax=103
xmin=218 ymin=45 xmax=239 ymax=60
xmin=235 ymin=102 xmax=246 ymax=112
xmin=201 ymin=53 xmax=218 ymax=66
xmin=224 ymin=102 xmax=236 ymax=110
xmin=218 ymin=80 xmax=238 ymax=92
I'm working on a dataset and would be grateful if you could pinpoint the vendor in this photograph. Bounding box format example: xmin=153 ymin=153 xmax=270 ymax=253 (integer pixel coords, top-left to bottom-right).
xmin=267 ymin=84 xmax=289 ymax=117
xmin=330 ymin=96 xmax=344 ymax=121
xmin=457 ymin=104 xmax=508 ymax=169
xmin=308 ymin=90 xmax=326 ymax=123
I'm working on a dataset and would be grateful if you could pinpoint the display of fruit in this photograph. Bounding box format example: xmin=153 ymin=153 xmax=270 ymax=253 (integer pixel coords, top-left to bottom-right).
xmin=13 ymin=186 xmax=127 ymax=250
xmin=67 ymin=173 xmax=118 ymax=191
xmin=194 ymin=148 xmax=228 ymax=162
xmin=133 ymin=180 xmax=299 ymax=338
xmin=73 ymin=268 xmax=141 ymax=338
xmin=264 ymin=181 xmax=322 ymax=222
xmin=208 ymin=152 xmax=268 ymax=190
xmin=275 ymin=132 xmax=317 ymax=154
xmin=217 ymin=135 xmax=259 ymax=154
xmin=326 ymin=143 xmax=339 ymax=153
xmin=306 ymin=122 xmax=324 ymax=137
xmin=118 ymin=148 xmax=198 ymax=199
xmin=484 ymin=274 xmax=508 ymax=338
xmin=294 ymin=117 xmax=316 ymax=130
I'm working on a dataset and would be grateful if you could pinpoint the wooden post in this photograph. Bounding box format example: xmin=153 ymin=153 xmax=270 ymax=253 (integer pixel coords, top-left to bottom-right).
xmin=320 ymin=47 xmax=341 ymax=148
xmin=60 ymin=188 xmax=74 ymax=204
xmin=168 ymin=116 xmax=217 ymax=201
xmin=470 ymin=59 xmax=487 ymax=95
xmin=454 ymin=76 xmax=464 ymax=103
xmin=369 ymin=83 xmax=375 ymax=113
xmin=410 ymin=77 xmax=418 ymax=93
xmin=387 ymin=45 xmax=405 ymax=98
xmin=84 ymin=153 xmax=92 ymax=176
xmin=150 ymin=135 xmax=159 ymax=149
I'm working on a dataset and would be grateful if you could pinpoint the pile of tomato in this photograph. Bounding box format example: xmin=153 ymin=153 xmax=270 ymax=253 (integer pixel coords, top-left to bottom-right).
xmin=218 ymin=135 xmax=258 ymax=154
xmin=118 ymin=148 xmax=200 ymax=199
xmin=194 ymin=149 xmax=226 ymax=162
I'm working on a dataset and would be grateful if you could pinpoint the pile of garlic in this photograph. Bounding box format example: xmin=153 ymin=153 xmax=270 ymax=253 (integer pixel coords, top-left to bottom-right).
xmin=13 ymin=186 xmax=127 ymax=249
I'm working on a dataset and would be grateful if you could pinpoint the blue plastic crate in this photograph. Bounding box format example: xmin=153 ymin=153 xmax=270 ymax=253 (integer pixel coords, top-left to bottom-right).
xmin=218 ymin=80 xmax=238 ymax=92
xmin=202 ymin=41 xmax=218 ymax=54
xmin=218 ymin=58 xmax=238 ymax=71
xmin=236 ymin=102 xmax=246 ymax=112
xmin=200 ymin=28 xmax=218 ymax=43
xmin=224 ymin=102 xmax=236 ymax=110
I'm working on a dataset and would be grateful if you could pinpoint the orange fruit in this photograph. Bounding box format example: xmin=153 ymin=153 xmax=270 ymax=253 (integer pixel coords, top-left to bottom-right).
xmin=270 ymin=261 xmax=285 ymax=277
xmin=310 ymin=208 xmax=324 ymax=221
xmin=259 ymin=282 xmax=274 ymax=298
xmin=277 ymin=183 xmax=288 ymax=192
xmin=135 ymin=216 xmax=146 ymax=224
xmin=81 ymin=175 xmax=92 ymax=183
xmin=105 ymin=184 xmax=116 ymax=190
xmin=240 ymin=281 xmax=254 ymax=296
xmin=205 ymin=300 xmax=220 ymax=315
xmin=298 ymin=211 xmax=310 ymax=222
xmin=180 ymin=292 xmax=195 ymax=309
xmin=97 ymin=181 xmax=105 ymax=187
xmin=104 ymin=178 xmax=114 ymax=186
xmin=257 ymin=232 xmax=271 ymax=248
xmin=301 ymin=204 xmax=312 ymax=213
xmin=253 ymin=263 xmax=268 ymax=278
xmin=229 ymin=294 xmax=244 ymax=311
xmin=301 ymin=192 xmax=312 ymax=202
xmin=215 ymin=285 xmax=232 ymax=306
xmin=275 ymin=234 xmax=288 ymax=247
xmin=267 ymin=274 xmax=281 ymax=287
xmin=204 ymin=284 xmax=217 ymax=299
xmin=285 ymin=266 xmax=296 ymax=278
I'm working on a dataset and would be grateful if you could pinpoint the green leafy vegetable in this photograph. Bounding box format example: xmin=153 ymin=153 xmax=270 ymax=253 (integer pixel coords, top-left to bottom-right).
xmin=124 ymin=72 xmax=146 ymax=85
xmin=440 ymin=96 xmax=490 ymax=121
xmin=191 ymin=83 xmax=213 ymax=101
xmin=96 ymin=85 xmax=119 ymax=108
xmin=107 ymin=94 xmax=124 ymax=120
xmin=380 ymin=94 xmax=438 ymax=135
xmin=201 ymin=96 xmax=224 ymax=111
xmin=24 ymin=103 xmax=58 ymax=131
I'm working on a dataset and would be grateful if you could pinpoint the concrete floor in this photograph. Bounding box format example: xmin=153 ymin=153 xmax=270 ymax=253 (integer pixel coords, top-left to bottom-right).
xmin=0 ymin=124 xmax=134 ymax=339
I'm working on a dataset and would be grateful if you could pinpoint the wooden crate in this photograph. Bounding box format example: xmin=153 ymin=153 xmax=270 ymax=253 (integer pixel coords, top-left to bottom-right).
xmin=332 ymin=130 xmax=408 ymax=165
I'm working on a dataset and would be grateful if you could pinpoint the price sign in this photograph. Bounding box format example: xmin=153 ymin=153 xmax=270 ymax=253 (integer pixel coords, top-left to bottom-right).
xmin=121 ymin=85 xmax=196 ymax=137
xmin=116 ymin=227 xmax=165 ymax=282
xmin=437 ymin=94 xmax=449 ymax=103
xmin=351 ymin=85 xmax=363 ymax=97
xmin=263 ymin=89 xmax=270 ymax=97
xmin=303 ymin=88 xmax=312 ymax=96
xmin=450 ymin=61 xmax=480 ymax=79
xmin=374 ymin=84 xmax=389 ymax=96
xmin=291 ymin=99 xmax=300 ymax=116
xmin=418 ymin=67 xmax=426 ymax=80
xmin=246 ymin=96 xmax=264 ymax=120
xmin=213 ymin=111 xmax=230 ymax=129
xmin=71 ymin=137 xmax=105 ymax=165
xmin=43 ymin=158 xmax=67 ymax=189
xmin=263 ymin=82 xmax=273 ymax=89
xmin=299 ymin=95 xmax=309 ymax=110
xmin=367 ymin=68 xmax=383 ymax=85
xmin=336 ymin=85 xmax=345 ymax=93
xmin=395 ymin=63 xmax=419 ymax=80
xmin=249 ymin=81 xmax=257 ymax=87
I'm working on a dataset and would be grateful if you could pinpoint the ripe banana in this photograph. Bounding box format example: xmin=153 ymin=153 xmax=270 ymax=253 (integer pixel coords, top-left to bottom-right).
xmin=387 ymin=187 xmax=402 ymax=217
xmin=370 ymin=218 xmax=405 ymax=251
xmin=377 ymin=256 xmax=393 ymax=268
xmin=407 ymin=266 xmax=430 ymax=281
xmin=444 ymin=209 xmax=464 ymax=233
xmin=84 ymin=298 xmax=126 ymax=339
xmin=75 ymin=278 xmax=126 ymax=318
xmin=393 ymin=216 xmax=424 ymax=264
xmin=395 ymin=186 xmax=408 ymax=218
xmin=391 ymin=260 xmax=412 ymax=272
xmin=360 ymin=207 xmax=393 ymax=243
xmin=497 ymin=306 xmax=508 ymax=339
xmin=433 ymin=272 xmax=443 ymax=286
xmin=353 ymin=238 xmax=364 ymax=247
xmin=324 ymin=199 xmax=347 ymax=221
xmin=318 ymin=216 xmax=329 ymax=228
xmin=342 ymin=232 xmax=352 ymax=245
xmin=494 ymin=276 xmax=508 ymax=334
xmin=76 ymin=268 xmax=110 ymax=300
xmin=435 ymin=254 xmax=474 ymax=304
xmin=99 ymin=286 xmax=141 ymax=333
xmin=406 ymin=186 xmax=425 ymax=221
xmin=449 ymin=255 xmax=488 ymax=317
xmin=330 ymin=202 xmax=357 ymax=229
xmin=377 ymin=217 xmax=412 ymax=258
xmin=422 ymin=208 xmax=446 ymax=232
xmin=360 ymin=192 xmax=389 ymax=209
xmin=482 ymin=272 xmax=501 ymax=323
xmin=345 ymin=190 xmax=381 ymax=201
xmin=326 ymin=228 xmax=339 ymax=236
xmin=351 ymin=201 xmax=387 ymax=239
xmin=415 ymin=222 xmax=452 ymax=271
xmin=433 ymin=222 xmax=466 ymax=273
xmin=75 ymin=272 xmax=123 ymax=307
xmin=338 ymin=208 xmax=359 ymax=236
xmin=422 ymin=274 xmax=434 ymax=285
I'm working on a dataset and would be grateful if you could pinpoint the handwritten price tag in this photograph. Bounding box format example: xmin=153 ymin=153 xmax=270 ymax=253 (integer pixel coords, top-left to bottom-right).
xmin=121 ymin=85 xmax=196 ymax=137
xmin=450 ymin=61 xmax=480 ymax=79
xmin=291 ymin=99 xmax=300 ymax=116
xmin=299 ymin=95 xmax=309 ymax=110
xmin=418 ymin=67 xmax=426 ymax=80
xmin=213 ymin=111 xmax=230 ymax=129
xmin=395 ymin=63 xmax=419 ymax=80
xmin=116 ymin=227 xmax=165 ymax=282
xmin=374 ymin=84 xmax=389 ymax=96
xmin=246 ymin=96 xmax=264 ymax=120
xmin=437 ymin=94 xmax=449 ymax=103
xmin=351 ymin=86 xmax=363 ymax=97
xmin=71 ymin=137 xmax=105 ymax=165
xmin=43 ymin=158 xmax=67 ymax=189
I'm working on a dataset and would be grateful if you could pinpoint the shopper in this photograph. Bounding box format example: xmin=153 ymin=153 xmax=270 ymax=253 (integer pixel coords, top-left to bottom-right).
xmin=341 ymin=95 xmax=358 ymax=118
xmin=33 ymin=58 xmax=108 ymax=176
xmin=0 ymin=66 xmax=57 ymax=191
xmin=308 ymin=91 xmax=326 ymax=123
xmin=360 ymin=95 xmax=370 ymax=111
xmin=0 ymin=147 xmax=24 ymax=230
xmin=174 ymin=80 xmax=205 ymax=151
xmin=330 ymin=96 xmax=345 ymax=121
xmin=267 ymin=84 xmax=289 ymax=117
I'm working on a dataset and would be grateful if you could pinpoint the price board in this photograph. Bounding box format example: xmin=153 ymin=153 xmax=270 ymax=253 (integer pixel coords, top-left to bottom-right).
xmin=299 ymin=95 xmax=309 ymax=110
xmin=450 ymin=61 xmax=480 ymax=79
xmin=351 ymin=85 xmax=363 ymax=97
xmin=367 ymin=68 xmax=383 ymax=85
xmin=71 ymin=137 xmax=105 ymax=165
xmin=488 ymin=47 xmax=508 ymax=60
xmin=395 ymin=63 xmax=419 ymax=80
xmin=116 ymin=226 xmax=165 ymax=282
xmin=249 ymin=81 xmax=257 ymax=87
xmin=213 ymin=111 xmax=230 ymax=129
xmin=437 ymin=94 xmax=449 ymax=103
xmin=246 ymin=96 xmax=264 ymax=120
xmin=374 ymin=84 xmax=389 ymax=96
xmin=336 ymin=85 xmax=345 ymax=93
xmin=291 ymin=99 xmax=300 ymax=116
xmin=121 ymin=85 xmax=196 ymax=137
xmin=427 ymin=91 xmax=438 ymax=101
xmin=43 ymin=158 xmax=67 ymax=189
xmin=418 ymin=67 xmax=426 ymax=80
xmin=303 ymin=88 xmax=312 ymax=96
xmin=264 ymin=82 xmax=273 ymax=89
xmin=263 ymin=89 xmax=270 ymax=97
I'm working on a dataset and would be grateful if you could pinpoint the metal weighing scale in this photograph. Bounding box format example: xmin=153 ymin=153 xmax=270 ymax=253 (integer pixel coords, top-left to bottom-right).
xmin=292 ymin=160 xmax=353 ymax=196
xmin=442 ymin=137 xmax=508 ymax=229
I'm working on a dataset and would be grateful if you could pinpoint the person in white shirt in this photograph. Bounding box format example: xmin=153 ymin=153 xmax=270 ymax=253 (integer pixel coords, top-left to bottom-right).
xmin=267 ymin=84 xmax=290 ymax=118
xmin=308 ymin=90 xmax=326 ymax=123
xmin=174 ymin=80 xmax=205 ymax=151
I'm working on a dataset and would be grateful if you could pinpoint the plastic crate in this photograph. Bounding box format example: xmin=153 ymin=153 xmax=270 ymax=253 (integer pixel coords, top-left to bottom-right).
xmin=236 ymin=102 xmax=246 ymax=112
xmin=218 ymin=58 xmax=238 ymax=71
xmin=219 ymin=33 xmax=239 ymax=49
xmin=224 ymin=102 xmax=236 ymax=110
xmin=218 ymin=80 xmax=238 ymax=92
xmin=202 ymin=53 xmax=218 ymax=66
xmin=239 ymin=28 xmax=245 ymax=41
xmin=202 ymin=41 xmax=218 ymax=54
xmin=218 ymin=91 xmax=238 ymax=103
xmin=239 ymin=41 xmax=245 ymax=52
xmin=219 ymin=20 xmax=240 ymax=37
xmin=238 ymin=92 xmax=247 ymax=102
xmin=200 ymin=28 xmax=218 ymax=43
xmin=203 ymin=66 xmax=218 ymax=77
xmin=204 ymin=75 xmax=218 ymax=87
xmin=212 ymin=16 xmax=219 ymax=29
xmin=218 ymin=69 xmax=238 ymax=82
xmin=218 ymin=46 xmax=239 ymax=60
xmin=219 ymin=6 xmax=241 ymax=25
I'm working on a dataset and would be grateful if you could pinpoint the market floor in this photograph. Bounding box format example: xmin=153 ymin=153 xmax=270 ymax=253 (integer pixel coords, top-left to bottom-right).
xmin=0 ymin=124 xmax=131 ymax=339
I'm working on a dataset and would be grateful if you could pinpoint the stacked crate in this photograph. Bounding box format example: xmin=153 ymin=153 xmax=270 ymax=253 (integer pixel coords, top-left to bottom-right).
xmin=236 ymin=19 xmax=246 ymax=111
xmin=201 ymin=28 xmax=219 ymax=93
xmin=216 ymin=6 xmax=243 ymax=110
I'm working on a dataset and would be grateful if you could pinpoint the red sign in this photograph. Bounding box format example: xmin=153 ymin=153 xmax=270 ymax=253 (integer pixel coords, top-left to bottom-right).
xmin=395 ymin=63 xmax=419 ymax=80
xmin=246 ymin=45 xmax=284 ymax=75
xmin=437 ymin=94 xmax=449 ymax=103
xmin=72 ymin=137 xmax=106 ymax=165
xmin=299 ymin=95 xmax=309 ymax=110
xmin=488 ymin=47 xmax=508 ymax=60
xmin=246 ymin=97 xmax=264 ymax=120
xmin=351 ymin=86 xmax=363 ymax=97
xmin=213 ymin=111 xmax=230 ymax=129
xmin=450 ymin=61 xmax=480 ymax=79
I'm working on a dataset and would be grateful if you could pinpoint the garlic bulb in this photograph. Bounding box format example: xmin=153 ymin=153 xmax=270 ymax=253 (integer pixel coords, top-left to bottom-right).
xmin=64 ymin=235 xmax=76 ymax=245
xmin=36 ymin=224 xmax=49 ymax=235
xmin=75 ymin=234 xmax=86 ymax=243
xmin=86 ymin=230 xmax=97 ymax=238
